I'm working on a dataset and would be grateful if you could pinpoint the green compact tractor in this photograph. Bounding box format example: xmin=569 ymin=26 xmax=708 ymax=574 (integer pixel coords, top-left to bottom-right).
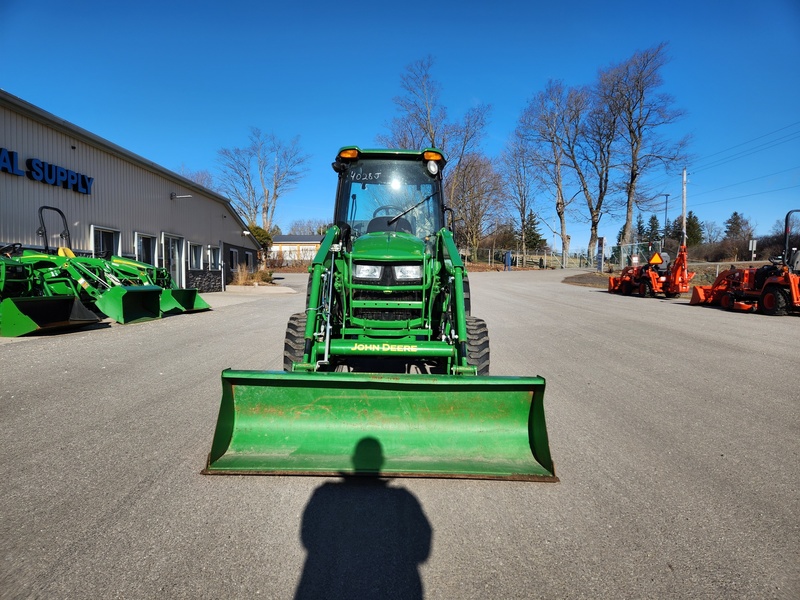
xmin=1 ymin=243 xmax=99 ymax=337
xmin=19 ymin=205 xmax=209 ymax=324
xmin=205 ymin=147 xmax=556 ymax=481
xmin=17 ymin=207 xmax=162 ymax=324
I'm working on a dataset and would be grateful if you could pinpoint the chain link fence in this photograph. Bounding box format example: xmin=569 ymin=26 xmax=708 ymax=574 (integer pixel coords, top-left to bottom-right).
xmin=462 ymin=247 xmax=593 ymax=269
xmin=606 ymin=241 xmax=663 ymax=271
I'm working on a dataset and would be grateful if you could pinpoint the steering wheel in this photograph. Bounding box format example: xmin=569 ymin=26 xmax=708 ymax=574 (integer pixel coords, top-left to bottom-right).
xmin=0 ymin=243 xmax=22 ymax=256
xmin=373 ymin=205 xmax=405 ymax=218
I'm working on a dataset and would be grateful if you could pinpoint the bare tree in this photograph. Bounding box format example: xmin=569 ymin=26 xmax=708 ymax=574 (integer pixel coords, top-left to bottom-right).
xmin=606 ymin=43 xmax=689 ymax=246
xmin=289 ymin=219 xmax=330 ymax=235
xmin=378 ymin=56 xmax=491 ymax=229
xmin=217 ymin=128 xmax=310 ymax=231
xmin=177 ymin=164 xmax=215 ymax=190
xmin=449 ymin=155 xmax=505 ymax=259
xmin=703 ymin=220 xmax=723 ymax=244
xmin=378 ymin=56 xmax=449 ymax=151
xmin=501 ymin=129 xmax=538 ymax=267
xmin=562 ymin=83 xmax=618 ymax=265
xmin=217 ymin=144 xmax=259 ymax=225
xmin=517 ymin=80 xmax=578 ymax=264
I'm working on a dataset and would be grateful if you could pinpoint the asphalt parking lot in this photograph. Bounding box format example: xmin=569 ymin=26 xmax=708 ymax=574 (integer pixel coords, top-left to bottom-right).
xmin=1 ymin=270 xmax=797 ymax=599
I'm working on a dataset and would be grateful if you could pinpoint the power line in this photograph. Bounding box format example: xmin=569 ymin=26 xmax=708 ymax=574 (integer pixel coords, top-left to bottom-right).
xmin=689 ymin=184 xmax=800 ymax=207
xmin=691 ymin=131 xmax=800 ymax=173
xmin=644 ymin=121 xmax=800 ymax=189
xmin=692 ymin=120 xmax=800 ymax=165
xmin=690 ymin=165 xmax=800 ymax=197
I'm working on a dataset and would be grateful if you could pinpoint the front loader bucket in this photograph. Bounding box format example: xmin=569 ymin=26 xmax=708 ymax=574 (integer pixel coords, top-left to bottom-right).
xmin=160 ymin=288 xmax=211 ymax=315
xmin=690 ymin=285 xmax=712 ymax=305
xmin=94 ymin=285 xmax=162 ymax=324
xmin=0 ymin=296 xmax=100 ymax=337
xmin=203 ymin=370 xmax=557 ymax=482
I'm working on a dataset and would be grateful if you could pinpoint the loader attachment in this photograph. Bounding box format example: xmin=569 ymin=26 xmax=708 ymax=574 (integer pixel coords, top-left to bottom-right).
xmin=0 ymin=296 xmax=99 ymax=337
xmin=160 ymin=288 xmax=211 ymax=315
xmin=93 ymin=285 xmax=162 ymax=324
xmin=690 ymin=285 xmax=713 ymax=305
xmin=204 ymin=370 xmax=557 ymax=482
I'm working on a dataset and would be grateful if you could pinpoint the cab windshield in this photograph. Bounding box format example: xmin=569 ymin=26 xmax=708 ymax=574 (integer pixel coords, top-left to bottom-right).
xmin=335 ymin=159 xmax=443 ymax=241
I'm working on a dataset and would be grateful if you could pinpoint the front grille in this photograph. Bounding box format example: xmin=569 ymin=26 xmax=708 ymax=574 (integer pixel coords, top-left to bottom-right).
xmin=353 ymin=290 xmax=422 ymax=302
xmin=352 ymin=289 xmax=422 ymax=321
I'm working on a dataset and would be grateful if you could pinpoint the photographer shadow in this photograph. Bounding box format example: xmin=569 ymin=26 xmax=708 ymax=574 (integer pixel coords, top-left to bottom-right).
xmin=294 ymin=437 xmax=432 ymax=600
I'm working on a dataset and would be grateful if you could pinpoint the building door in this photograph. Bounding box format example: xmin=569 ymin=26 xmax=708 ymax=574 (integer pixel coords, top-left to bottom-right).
xmin=163 ymin=235 xmax=184 ymax=287
xmin=136 ymin=234 xmax=157 ymax=265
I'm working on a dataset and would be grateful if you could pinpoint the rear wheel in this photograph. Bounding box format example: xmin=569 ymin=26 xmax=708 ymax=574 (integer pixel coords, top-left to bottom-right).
xmin=283 ymin=312 xmax=307 ymax=371
xmin=465 ymin=316 xmax=490 ymax=376
xmin=759 ymin=285 xmax=789 ymax=316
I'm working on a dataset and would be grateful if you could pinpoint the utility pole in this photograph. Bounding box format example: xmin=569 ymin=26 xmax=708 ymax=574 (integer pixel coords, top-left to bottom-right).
xmin=662 ymin=193 xmax=670 ymax=248
xmin=681 ymin=168 xmax=687 ymax=246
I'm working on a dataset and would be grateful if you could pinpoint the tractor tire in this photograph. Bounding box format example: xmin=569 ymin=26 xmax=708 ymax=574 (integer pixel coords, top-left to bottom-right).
xmin=466 ymin=316 xmax=490 ymax=376
xmin=463 ymin=278 xmax=472 ymax=316
xmin=759 ymin=285 xmax=789 ymax=316
xmin=621 ymin=280 xmax=632 ymax=296
xmin=720 ymin=293 xmax=735 ymax=311
xmin=283 ymin=312 xmax=307 ymax=371
xmin=638 ymin=281 xmax=650 ymax=298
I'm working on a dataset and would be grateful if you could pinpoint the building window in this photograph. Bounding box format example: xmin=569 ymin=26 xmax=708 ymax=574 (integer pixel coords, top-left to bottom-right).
xmin=136 ymin=233 xmax=157 ymax=265
xmin=208 ymin=246 xmax=221 ymax=270
xmin=229 ymin=248 xmax=239 ymax=271
xmin=245 ymin=251 xmax=254 ymax=272
xmin=92 ymin=226 xmax=119 ymax=258
xmin=189 ymin=243 xmax=203 ymax=270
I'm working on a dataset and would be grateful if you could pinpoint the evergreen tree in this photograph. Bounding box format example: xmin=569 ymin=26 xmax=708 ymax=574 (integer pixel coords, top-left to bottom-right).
xmin=518 ymin=210 xmax=545 ymax=250
xmin=724 ymin=212 xmax=744 ymax=240
xmin=635 ymin=213 xmax=647 ymax=240
xmin=686 ymin=211 xmax=703 ymax=246
xmin=248 ymin=224 xmax=272 ymax=251
xmin=646 ymin=214 xmax=661 ymax=241
xmin=669 ymin=211 xmax=703 ymax=246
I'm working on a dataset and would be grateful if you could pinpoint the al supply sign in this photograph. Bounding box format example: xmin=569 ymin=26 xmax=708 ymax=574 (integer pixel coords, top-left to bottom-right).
xmin=0 ymin=147 xmax=94 ymax=195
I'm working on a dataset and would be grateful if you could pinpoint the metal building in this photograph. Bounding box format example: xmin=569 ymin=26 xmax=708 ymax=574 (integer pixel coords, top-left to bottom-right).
xmin=1 ymin=90 xmax=261 ymax=292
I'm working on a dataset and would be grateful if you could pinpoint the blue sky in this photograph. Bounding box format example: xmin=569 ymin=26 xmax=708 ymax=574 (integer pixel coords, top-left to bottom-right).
xmin=2 ymin=0 xmax=798 ymax=252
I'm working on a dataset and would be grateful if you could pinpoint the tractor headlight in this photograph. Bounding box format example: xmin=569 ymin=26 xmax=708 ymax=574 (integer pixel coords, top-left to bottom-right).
xmin=394 ymin=265 xmax=422 ymax=280
xmin=354 ymin=264 xmax=383 ymax=280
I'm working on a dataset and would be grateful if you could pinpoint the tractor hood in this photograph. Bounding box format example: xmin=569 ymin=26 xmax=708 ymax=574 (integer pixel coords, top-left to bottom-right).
xmin=351 ymin=232 xmax=425 ymax=262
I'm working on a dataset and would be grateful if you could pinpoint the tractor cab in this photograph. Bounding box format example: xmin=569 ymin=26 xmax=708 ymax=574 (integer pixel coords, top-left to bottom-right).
xmin=331 ymin=147 xmax=446 ymax=249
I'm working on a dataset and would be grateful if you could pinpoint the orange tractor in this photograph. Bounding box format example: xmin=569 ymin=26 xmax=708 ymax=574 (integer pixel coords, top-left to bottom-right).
xmin=608 ymin=245 xmax=695 ymax=299
xmin=690 ymin=209 xmax=800 ymax=316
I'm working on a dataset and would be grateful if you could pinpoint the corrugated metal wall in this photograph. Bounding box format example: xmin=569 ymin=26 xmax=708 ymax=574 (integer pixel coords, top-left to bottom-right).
xmin=1 ymin=95 xmax=258 ymax=265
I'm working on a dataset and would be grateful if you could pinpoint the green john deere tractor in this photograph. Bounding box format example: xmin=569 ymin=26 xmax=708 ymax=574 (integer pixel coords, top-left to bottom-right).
xmin=1 ymin=243 xmax=99 ymax=337
xmin=17 ymin=206 xmax=162 ymax=324
xmin=204 ymin=147 xmax=556 ymax=481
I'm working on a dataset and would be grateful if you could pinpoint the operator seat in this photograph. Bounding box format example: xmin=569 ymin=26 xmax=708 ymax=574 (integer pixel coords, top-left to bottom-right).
xmin=657 ymin=252 xmax=671 ymax=274
xmin=790 ymin=249 xmax=800 ymax=274
xmin=366 ymin=216 xmax=414 ymax=235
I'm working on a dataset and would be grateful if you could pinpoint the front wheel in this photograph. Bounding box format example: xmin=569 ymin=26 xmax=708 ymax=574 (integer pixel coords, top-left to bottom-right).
xmin=283 ymin=312 xmax=307 ymax=371
xmin=720 ymin=293 xmax=735 ymax=311
xmin=465 ymin=316 xmax=490 ymax=376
